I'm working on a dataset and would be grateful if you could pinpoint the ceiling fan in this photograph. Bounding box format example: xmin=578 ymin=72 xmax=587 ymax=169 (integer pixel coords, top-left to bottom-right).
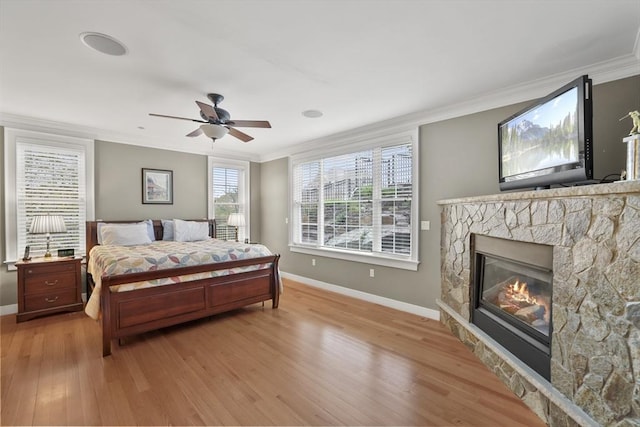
xmin=149 ymin=93 xmax=271 ymax=142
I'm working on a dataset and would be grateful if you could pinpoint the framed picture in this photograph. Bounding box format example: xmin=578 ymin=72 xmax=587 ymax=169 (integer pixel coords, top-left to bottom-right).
xmin=142 ymin=168 xmax=173 ymax=204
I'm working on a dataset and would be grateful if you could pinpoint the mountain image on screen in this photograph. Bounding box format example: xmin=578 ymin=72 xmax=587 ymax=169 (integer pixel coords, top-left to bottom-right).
xmin=501 ymin=88 xmax=579 ymax=179
xmin=516 ymin=120 xmax=547 ymax=140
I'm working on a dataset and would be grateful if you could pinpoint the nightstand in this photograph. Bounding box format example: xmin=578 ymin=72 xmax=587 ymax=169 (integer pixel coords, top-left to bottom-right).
xmin=15 ymin=257 xmax=83 ymax=322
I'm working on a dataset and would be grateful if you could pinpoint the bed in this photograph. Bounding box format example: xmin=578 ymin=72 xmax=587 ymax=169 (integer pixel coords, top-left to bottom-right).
xmin=85 ymin=219 xmax=280 ymax=357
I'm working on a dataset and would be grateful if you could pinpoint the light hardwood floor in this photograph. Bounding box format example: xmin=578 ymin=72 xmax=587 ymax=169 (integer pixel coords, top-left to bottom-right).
xmin=1 ymin=279 xmax=545 ymax=426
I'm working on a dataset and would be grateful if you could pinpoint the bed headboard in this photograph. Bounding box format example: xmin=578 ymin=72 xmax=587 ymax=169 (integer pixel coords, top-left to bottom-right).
xmin=86 ymin=219 xmax=216 ymax=264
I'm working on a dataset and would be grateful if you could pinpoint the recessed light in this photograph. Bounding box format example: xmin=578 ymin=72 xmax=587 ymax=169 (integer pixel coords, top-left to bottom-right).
xmin=80 ymin=32 xmax=127 ymax=56
xmin=302 ymin=110 xmax=323 ymax=118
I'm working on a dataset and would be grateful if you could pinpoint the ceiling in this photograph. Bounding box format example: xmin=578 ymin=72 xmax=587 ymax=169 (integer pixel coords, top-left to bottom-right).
xmin=1 ymin=0 xmax=639 ymax=162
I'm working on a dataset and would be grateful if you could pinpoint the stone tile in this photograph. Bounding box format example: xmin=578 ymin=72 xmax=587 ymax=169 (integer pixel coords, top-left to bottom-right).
xmin=603 ymin=372 xmax=634 ymax=418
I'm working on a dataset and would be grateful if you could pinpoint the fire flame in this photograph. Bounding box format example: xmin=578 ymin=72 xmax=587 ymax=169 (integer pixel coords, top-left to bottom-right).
xmin=506 ymin=279 xmax=538 ymax=305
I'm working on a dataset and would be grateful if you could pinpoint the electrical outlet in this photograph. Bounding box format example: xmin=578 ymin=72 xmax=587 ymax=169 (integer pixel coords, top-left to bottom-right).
xmin=312 ymin=258 xmax=316 ymax=266
xmin=369 ymin=268 xmax=375 ymax=277
xmin=285 ymin=217 xmax=289 ymax=224
xmin=421 ymin=220 xmax=430 ymax=230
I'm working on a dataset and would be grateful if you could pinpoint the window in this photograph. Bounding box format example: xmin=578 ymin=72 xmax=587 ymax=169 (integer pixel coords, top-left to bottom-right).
xmin=4 ymin=128 xmax=94 ymax=263
xmin=208 ymin=157 xmax=250 ymax=241
xmin=290 ymin=129 xmax=418 ymax=270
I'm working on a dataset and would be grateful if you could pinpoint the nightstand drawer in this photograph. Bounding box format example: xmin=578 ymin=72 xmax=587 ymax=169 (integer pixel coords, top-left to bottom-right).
xmin=24 ymin=271 xmax=76 ymax=294
xmin=22 ymin=261 xmax=77 ymax=277
xmin=24 ymin=288 xmax=78 ymax=312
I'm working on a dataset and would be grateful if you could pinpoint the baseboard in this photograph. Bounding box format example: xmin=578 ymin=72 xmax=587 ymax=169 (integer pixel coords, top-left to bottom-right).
xmin=0 ymin=304 xmax=17 ymax=316
xmin=281 ymin=271 xmax=440 ymax=321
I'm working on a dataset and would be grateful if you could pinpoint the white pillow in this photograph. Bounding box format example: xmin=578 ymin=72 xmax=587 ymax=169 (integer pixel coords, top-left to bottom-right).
xmin=161 ymin=219 xmax=174 ymax=241
xmin=174 ymin=219 xmax=209 ymax=242
xmin=100 ymin=222 xmax=153 ymax=246
xmin=98 ymin=220 xmax=155 ymax=244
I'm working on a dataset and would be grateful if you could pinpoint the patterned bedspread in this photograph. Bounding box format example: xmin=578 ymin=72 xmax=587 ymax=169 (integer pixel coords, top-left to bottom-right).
xmin=85 ymin=239 xmax=277 ymax=320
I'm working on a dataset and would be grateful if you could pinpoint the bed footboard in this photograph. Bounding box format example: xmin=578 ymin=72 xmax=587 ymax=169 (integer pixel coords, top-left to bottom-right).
xmin=101 ymin=254 xmax=280 ymax=356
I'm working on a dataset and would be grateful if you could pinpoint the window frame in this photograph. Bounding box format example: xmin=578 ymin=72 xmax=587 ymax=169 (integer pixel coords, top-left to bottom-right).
xmin=4 ymin=128 xmax=95 ymax=266
xmin=207 ymin=157 xmax=250 ymax=242
xmin=289 ymin=128 xmax=419 ymax=271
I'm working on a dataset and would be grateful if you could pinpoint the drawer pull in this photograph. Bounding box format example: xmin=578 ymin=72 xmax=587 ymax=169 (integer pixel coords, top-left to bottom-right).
xmin=45 ymin=296 xmax=59 ymax=303
xmin=45 ymin=280 xmax=59 ymax=286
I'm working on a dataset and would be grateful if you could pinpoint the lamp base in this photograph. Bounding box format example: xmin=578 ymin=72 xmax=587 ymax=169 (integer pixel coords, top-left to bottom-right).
xmin=44 ymin=237 xmax=52 ymax=257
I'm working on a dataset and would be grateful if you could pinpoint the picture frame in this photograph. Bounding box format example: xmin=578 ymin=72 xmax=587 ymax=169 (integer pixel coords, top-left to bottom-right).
xmin=142 ymin=168 xmax=173 ymax=204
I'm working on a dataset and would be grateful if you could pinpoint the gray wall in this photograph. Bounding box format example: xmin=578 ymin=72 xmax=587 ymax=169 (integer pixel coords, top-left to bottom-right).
xmin=260 ymin=75 xmax=640 ymax=311
xmin=95 ymin=141 xmax=207 ymax=220
xmin=259 ymin=158 xmax=289 ymax=257
xmin=249 ymin=162 xmax=262 ymax=242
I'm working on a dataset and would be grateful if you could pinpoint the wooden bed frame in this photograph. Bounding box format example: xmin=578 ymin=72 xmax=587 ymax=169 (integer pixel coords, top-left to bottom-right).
xmin=86 ymin=219 xmax=280 ymax=357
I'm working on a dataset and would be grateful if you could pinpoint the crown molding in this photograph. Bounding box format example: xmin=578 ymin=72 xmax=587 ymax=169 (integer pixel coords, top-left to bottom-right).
xmin=259 ymin=53 xmax=640 ymax=163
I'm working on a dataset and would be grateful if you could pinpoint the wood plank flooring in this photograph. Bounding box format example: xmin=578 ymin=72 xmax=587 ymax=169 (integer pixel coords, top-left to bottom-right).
xmin=1 ymin=279 xmax=545 ymax=426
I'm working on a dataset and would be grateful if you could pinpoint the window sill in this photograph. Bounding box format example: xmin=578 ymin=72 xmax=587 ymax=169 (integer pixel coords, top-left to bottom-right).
xmin=289 ymin=244 xmax=419 ymax=271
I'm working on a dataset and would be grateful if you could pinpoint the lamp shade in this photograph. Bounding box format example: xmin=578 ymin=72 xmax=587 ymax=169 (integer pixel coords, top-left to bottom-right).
xmin=29 ymin=215 xmax=67 ymax=234
xmin=201 ymin=124 xmax=229 ymax=140
xmin=227 ymin=213 xmax=245 ymax=227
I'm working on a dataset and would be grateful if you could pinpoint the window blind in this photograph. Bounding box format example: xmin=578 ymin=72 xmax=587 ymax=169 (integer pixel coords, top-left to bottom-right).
xmin=16 ymin=143 xmax=87 ymax=257
xmin=379 ymin=144 xmax=412 ymax=255
xmin=293 ymin=160 xmax=320 ymax=244
xmin=212 ymin=166 xmax=243 ymax=241
xmin=322 ymin=149 xmax=374 ymax=251
xmin=292 ymin=141 xmax=414 ymax=260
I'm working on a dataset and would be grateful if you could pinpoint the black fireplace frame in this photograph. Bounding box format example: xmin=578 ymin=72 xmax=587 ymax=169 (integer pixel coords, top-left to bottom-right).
xmin=470 ymin=234 xmax=553 ymax=380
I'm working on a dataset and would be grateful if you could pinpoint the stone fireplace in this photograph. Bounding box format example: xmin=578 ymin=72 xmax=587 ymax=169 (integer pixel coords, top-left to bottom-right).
xmin=437 ymin=181 xmax=639 ymax=426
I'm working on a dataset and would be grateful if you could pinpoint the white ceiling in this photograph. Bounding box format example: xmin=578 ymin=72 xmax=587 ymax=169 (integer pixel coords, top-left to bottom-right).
xmin=1 ymin=0 xmax=639 ymax=162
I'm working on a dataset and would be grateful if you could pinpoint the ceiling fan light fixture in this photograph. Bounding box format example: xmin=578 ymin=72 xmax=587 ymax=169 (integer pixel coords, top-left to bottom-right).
xmin=201 ymin=124 xmax=229 ymax=140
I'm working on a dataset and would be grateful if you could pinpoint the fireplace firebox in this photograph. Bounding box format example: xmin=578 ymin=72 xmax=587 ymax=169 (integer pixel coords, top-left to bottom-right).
xmin=471 ymin=235 xmax=553 ymax=380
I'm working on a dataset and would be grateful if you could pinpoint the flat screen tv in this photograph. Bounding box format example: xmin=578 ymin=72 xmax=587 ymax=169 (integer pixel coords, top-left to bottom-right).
xmin=498 ymin=75 xmax=593 ymax=191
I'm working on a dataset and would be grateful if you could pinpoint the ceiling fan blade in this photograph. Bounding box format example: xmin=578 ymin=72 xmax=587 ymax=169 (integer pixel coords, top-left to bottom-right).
xmin=149 ymin=113 xmax=207 ymax=123
xmin=228 ymin=120 xmax=271 ymax=128
xmin=227 ymin=127 xmax=254 ymax=142
xmin=186 ymin=127 xmax=203 ymax=137
xmin=195 ymin=101 xmax=219 ymax=121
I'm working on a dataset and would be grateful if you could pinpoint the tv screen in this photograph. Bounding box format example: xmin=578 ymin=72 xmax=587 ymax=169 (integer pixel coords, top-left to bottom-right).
xmin=498 ymin=75 xmax=593 ymax=190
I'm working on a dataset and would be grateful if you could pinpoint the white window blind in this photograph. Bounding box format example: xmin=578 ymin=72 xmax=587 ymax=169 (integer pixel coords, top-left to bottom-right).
xmin=293 ymin=161 xmax=320 ymax=245
xmin=379 ymin=145 xmax=413 ymax=255
xmin=16 ymin=143 xmax=87 ymax=256
xmin=322 ymin=149 xmax=374 ymax=251
xmin=4 ymin=128 xmax=94 ymax=263
xmin=291 ymin=132 xmax=417 ymax=269
xmin=208 ymin=158 xmax=250 ymax=242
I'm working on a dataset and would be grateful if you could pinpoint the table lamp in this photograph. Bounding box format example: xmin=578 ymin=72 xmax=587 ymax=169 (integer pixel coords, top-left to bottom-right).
xmin=29 ymin=214 xmax=67 ymax=257
xmin=227 ymin=213 xmax=245 ymax=242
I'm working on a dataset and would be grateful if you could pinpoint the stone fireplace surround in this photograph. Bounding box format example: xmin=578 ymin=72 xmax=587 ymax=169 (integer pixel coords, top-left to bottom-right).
xmin=437 ymin=181 xmax=639 ymax=427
